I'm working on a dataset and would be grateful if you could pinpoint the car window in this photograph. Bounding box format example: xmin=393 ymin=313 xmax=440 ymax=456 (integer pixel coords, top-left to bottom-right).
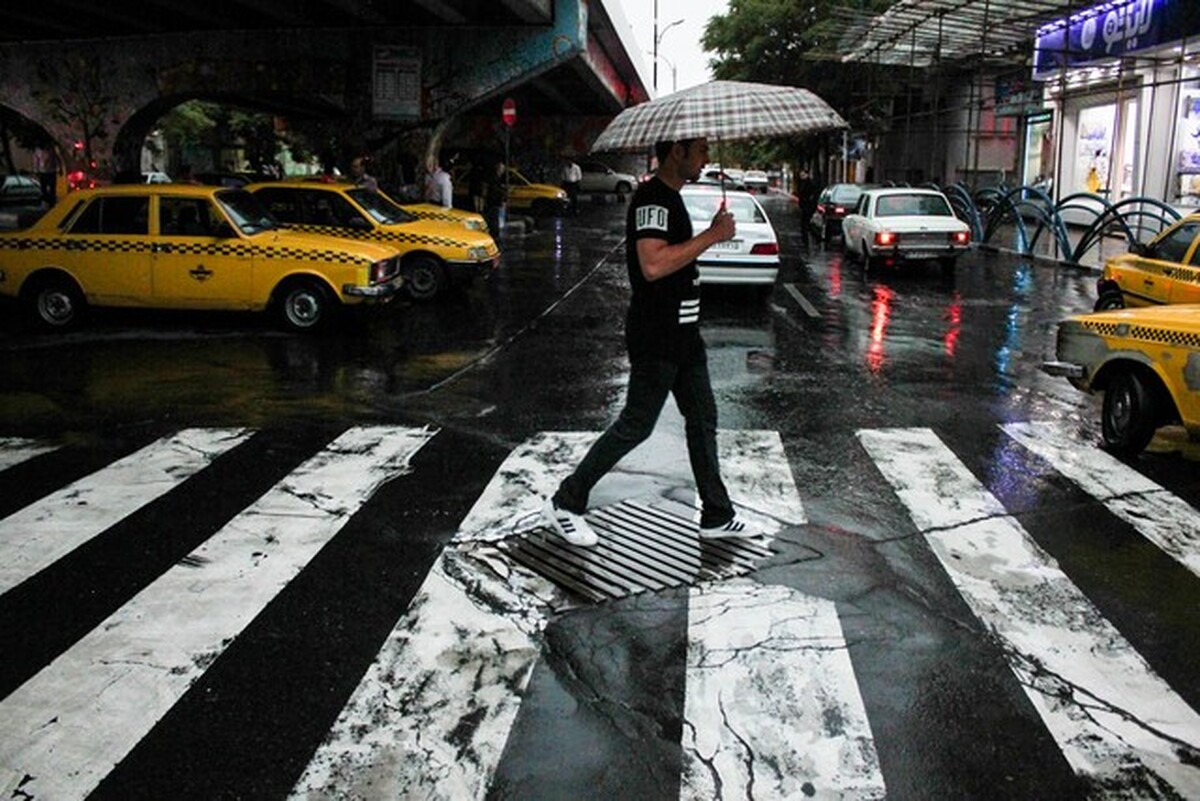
xmin=682 ymin=193 xmax=766 ymax=224
xmin=830 ymin=186 xmax=862 ymax=204
xmin=1152 ymin=220 xmax=1200 ymax=263
xmin=348 ymin=187 xmax=415 ymax=224
xmin=215 ymin=189 xmax=277 ymax=234
xmin=161 ymin=197 xmax=220 ymax=236
xmin=67 ymin=196 xmax=150 ymax=235
xmin=253 ymin=188 xmax=303 ymax=223
xmin=875 ymin=193 xmax=953 ymax=217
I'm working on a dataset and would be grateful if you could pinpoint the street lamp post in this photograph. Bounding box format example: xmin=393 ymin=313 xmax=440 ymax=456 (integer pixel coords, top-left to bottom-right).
xmin=652 ymin=0 xmax=684 ymax=95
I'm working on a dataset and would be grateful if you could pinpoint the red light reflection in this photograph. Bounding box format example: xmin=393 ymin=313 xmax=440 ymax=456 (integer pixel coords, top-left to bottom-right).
xmin=944 ymin=292 xmax=962 ymax=358
xmin=828 ymin=255 xmax=842 ymax=298
xmin=866 ymin=285 xmax=893 ymax=373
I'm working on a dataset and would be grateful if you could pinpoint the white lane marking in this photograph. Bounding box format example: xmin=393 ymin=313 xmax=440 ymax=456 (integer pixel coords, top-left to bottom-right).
xmin=0 ymin=437 xmax=58 ymax=473
xmin=716 ymin=429 xmax=808 ymax=529
xmin=1002 ymin=420 xmax=1200 ymax=578
xmin=0 ymin=426 xmax=433 ymax=801
xmin=681 ymin=581 xmax=884 ymax=800
xmin=0 ymin=428 xmax=253 ymax=596
xmin=290 ymin=431 xmax=592 ymax=800
xmin=784 ymin=282 xmax=822 ymax=318
xmin=858 ymin=427 xmax=1200 ymax=797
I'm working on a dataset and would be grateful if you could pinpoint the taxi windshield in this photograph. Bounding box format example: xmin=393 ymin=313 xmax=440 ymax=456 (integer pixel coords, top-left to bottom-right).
xmin=216 ymin=189 xmax=279 ymax=234
xmin=348 ymin=188 xmax=417 ymax=225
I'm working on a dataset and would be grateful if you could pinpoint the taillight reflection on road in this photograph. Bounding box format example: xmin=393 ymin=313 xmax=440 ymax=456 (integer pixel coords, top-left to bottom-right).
xmin=944 ymin=293 xmax=962 ymax=358
xmin=866 ymin=285 xmax=893 ymax=374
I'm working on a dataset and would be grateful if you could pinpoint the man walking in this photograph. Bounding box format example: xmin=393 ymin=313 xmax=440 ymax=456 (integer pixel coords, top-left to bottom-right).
xmin=541 ymin=137 xmax=758 ymax=546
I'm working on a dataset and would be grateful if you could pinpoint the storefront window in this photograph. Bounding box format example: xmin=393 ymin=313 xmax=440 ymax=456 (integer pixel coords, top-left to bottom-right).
xmin=1077 ymin=104 xmax=1115 ymax=195
xmin=1175 ymin=71 xmax=1200 ymax=207
xmin=1024 ymin=112 xmax=1054 ymax=190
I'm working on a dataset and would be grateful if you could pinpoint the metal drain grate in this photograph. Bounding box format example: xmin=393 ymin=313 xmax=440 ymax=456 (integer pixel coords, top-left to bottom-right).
xmin=496 ymin=500 xmax=778 ymax=603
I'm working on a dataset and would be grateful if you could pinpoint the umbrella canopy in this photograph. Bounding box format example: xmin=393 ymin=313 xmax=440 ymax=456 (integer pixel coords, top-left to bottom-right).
xmin=590 ymin=80 xmax=847 ymax=153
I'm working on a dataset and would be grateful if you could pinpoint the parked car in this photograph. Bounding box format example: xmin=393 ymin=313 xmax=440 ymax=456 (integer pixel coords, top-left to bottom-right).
xmin=579 ymin=161 xmax=637 ymax=195
xmin=247 ymin=179 xmax=499 ymax=301
xmin=743 ymin=170 xmax=770 ymax=193
xmin=1 ymin=174 xmax=48 ymax=206
xmin=1043 ymin=304 xmax=1200 ymax=454
xmin=811 ymin=183 xmax=874 ymax=243
xmin=842 ymin=187 xmax=971 ymax=272
xmin=1095 ymin=214 xmax=1200 ymax=311
xmin=680 ymin=184 xmax=780 ymax=287
xmin=0 ymin=184 xmax=404 ymax=332
xmin=452 ymin=165 xmax=568 ymax=217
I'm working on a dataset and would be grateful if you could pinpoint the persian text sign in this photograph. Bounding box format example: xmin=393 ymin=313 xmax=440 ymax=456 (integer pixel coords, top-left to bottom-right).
xmin=1032 ymin=0 xmax=1200 ymax=80
xmin=373 ymin=46 xmax=421 ymax=120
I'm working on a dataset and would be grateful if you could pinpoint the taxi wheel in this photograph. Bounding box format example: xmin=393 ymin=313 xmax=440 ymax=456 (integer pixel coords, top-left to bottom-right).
xmin=405 ymin=257 xmax=444 ymax=301
xmin=277 ymin=279 xmax=330 ymax=332
xmin=1101 ymin=370 xmax=1160 ymax=455
xmin=27 ymin=275 xmax=86 ymax=331
xmin=1094 ymin=290 xmax=1124 ymax=311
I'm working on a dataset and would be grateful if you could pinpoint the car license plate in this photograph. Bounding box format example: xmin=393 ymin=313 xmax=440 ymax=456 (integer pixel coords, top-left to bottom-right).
xmin=711 ymin=241 xmax=740 ymax=251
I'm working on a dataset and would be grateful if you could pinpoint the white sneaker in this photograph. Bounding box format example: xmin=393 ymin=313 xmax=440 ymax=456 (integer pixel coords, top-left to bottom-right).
xmin=699 ymin=516 xmax=759 ymax=540
xmin=541 ymin=498 xmax=598 ymax=547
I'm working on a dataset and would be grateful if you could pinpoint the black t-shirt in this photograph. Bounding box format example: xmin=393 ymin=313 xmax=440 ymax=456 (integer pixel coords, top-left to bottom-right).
xmin=625 ymin=177 xmax=702 ymax=364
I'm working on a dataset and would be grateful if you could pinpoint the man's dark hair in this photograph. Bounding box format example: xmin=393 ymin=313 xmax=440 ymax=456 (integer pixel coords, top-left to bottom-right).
xmin=654 ymin=138 xmax=698 ymax=164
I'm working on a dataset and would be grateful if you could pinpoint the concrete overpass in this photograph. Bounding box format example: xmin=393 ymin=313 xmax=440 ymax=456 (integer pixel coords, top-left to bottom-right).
xmin=0 ymin=0 xmax=651 ymax=183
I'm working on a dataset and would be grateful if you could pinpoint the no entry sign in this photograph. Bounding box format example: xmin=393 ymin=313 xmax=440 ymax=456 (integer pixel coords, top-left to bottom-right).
xmin=502 ymin=97 xmax=517 ymax=127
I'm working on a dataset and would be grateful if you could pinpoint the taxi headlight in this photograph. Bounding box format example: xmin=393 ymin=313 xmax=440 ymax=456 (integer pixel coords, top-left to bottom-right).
xmin=556 ymin=191 xmax=567 ymax=199
xmin=467 ymin=246 xmax=490 ymax=261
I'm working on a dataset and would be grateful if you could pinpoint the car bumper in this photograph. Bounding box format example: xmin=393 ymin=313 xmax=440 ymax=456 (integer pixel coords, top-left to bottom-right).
xmin=871 ymin=245 xmax=969 ymax=262
xmin=697 ymin=264 xmax=780 ymax=286
xmin=1041 ymin=360 xmax=1087 ymax=380
xmin=445 ymin=256 xmax=500 ymax=283
xmin=343 ymin=274 xmax=405 ymax=300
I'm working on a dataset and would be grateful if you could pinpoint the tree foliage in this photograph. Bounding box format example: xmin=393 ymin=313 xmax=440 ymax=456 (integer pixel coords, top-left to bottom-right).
xmin=701 ymin=0 xmax=899 ymax=168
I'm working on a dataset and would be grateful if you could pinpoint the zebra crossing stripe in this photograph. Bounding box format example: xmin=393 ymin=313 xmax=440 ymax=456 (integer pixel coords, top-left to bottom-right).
xmin=0 ymin=428 xmax=253 ymax=596
xmin=681 ymin=580 xmax=884 ymax=799
xmin=1001 ymin=421 xmax=1200 ymax=579
xmin=291 ymin=431 xmax=593 ymax=799
xmin=857 ymin=427 xmax=1200 ymax=797
xmin=0 ymin=426 xmax=433 ymax=801
xmin=0 ymin=437 xmax=57 ymax=473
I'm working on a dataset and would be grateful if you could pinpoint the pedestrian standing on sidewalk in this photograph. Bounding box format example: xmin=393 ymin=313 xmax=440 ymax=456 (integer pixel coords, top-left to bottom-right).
xmin=560 ymin=156 xmax=582 ymax=215
xmin=540 ymin=137 xmax=760 ymax=546
xmin=794 ymin=169 xmax=818 ymax=250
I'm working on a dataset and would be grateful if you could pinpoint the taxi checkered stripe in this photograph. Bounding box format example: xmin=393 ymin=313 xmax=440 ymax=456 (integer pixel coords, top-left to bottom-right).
xmin=283 ymin=223 xmax=472 ymax=250
xmin=1085 ymin=320 xmax=1200 ymax=349
xmin=1161 ymin=266 xmax=1200 ymax=284
xmin=0 ymin=237 xmax=374 ymax=266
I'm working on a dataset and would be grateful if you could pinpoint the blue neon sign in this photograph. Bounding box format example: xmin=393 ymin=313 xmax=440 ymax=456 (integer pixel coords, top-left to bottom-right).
xmin=1033 ymin=0 xmax=1200 ymax=80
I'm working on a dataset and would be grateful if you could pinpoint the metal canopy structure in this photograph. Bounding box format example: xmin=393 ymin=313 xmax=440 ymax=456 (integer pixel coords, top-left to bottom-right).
xmin=833 ymin=0 xmax=1085 ymax=68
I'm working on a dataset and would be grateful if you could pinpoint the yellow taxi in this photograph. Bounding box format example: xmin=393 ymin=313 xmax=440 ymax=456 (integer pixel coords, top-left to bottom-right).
xmin=247 ymin=180 xmax=499 ymax=300
xmin=400 ymin=200 xmax=490 ymax=232
xmin=0 ymin=184 xmax=403 ymax=332
xmin=453 ymin=166 xmax=568 ymax=217
xmin=1095 ymin=215 xmax=1200 ymax=310
xmin=1043 ymin=304 xmax=1200 ymax=454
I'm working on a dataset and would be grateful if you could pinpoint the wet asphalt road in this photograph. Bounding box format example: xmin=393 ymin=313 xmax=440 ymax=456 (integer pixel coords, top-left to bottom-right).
xmin=1 ymin=194 xmax=1199 ymax=799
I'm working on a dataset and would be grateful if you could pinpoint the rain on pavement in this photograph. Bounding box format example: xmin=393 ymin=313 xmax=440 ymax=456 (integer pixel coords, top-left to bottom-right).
xmin=1 ymin=191 xmax=1198 ymax=799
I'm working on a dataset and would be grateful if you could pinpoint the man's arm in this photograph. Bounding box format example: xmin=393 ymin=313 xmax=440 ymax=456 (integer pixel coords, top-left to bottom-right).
xmin=636 ymin=209 xmax=736 ymax=282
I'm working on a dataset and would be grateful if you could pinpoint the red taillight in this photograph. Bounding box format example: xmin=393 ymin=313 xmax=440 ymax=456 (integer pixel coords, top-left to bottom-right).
xmin=951 ymin=230 xmax=970 ymax=245
xmin=815 ymin=203 xmax=826 ymax=213
xmin=834 ymin=205 xmax=846 ymax=215
xmin=750 ymin=242 xmax=779 ymax=255
xmin=874 ymin=231 xmax=897 ymax=246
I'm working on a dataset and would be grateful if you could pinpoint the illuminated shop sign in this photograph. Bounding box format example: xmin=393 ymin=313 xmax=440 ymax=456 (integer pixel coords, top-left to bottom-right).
xmin=1032 ymin=0 xmax=1200 ymax=80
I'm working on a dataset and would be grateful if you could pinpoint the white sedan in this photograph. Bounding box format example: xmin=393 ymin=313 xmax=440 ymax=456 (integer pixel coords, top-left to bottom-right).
xmin=579 ymin=161 xmax=637 ymax=195
xmin=680 ymin=184 xmax=779 ymax=287
xmin=842 ymin=187 xmax=970 ymax=271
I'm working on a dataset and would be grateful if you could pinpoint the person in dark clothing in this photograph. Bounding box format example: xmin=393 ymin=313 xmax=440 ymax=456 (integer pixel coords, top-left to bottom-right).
xmin=540 ymin=137 xmax=759 ymax=547
xmin=794 ymin=169 xmax=819 ymax=250
xmin=483 ymin=160 xmax=507 ymax=235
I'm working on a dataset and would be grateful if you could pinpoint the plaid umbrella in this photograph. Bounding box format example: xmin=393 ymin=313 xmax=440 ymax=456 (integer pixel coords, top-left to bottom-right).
xmin=590 ymin=80 xmax=847 ymax=153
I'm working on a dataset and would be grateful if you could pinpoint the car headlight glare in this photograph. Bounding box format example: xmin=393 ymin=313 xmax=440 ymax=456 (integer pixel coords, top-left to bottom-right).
xmin=468 ymin=246 xmax=489 ymax=261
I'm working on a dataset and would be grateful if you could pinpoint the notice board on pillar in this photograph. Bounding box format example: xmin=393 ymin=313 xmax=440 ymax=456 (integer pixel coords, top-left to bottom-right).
xmin=373 ymin=46 xmax=421 ymax=120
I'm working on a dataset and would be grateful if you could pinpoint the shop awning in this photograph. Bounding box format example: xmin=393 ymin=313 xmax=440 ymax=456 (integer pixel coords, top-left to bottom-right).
xmin=832 ymin=0 xmax=1086 ymax=68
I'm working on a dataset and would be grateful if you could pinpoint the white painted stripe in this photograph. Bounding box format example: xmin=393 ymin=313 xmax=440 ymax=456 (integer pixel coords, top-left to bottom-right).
xmin=0 ymin=426 xmax=433 ymax=801
xmin=681 ymin=580 xmax=884 ymax=800
xmin=858 ymin=427 xmax=1200 ymax=797
xmin=679 ymin=314 xmax=700 ymax=324
xmin=0 ymin=437 xmax=58 ymax=473
xmin=291 ymin=432 xmax=589 ymax=799
xmin=716 ymin=429 xmax=807 ymax=529
xmin=0 ymin=428 xmax=253 ymax=596
xmin=784 ymin=282 xmax=822 ymax=318
xmin=1002 ymin=421 xmax=1200 ymax=578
